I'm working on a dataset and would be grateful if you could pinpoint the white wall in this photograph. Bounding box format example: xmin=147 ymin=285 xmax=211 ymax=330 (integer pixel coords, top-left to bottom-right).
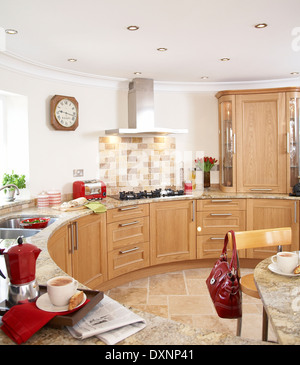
xmin=0 ymin=67 xmax=219 ymax=196
xmin=0 ymin=63 xmax=297 ymax=197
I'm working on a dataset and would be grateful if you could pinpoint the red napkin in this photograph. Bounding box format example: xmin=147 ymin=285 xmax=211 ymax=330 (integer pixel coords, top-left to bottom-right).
xmin=1 ymin=299 xmax=89 ymax=344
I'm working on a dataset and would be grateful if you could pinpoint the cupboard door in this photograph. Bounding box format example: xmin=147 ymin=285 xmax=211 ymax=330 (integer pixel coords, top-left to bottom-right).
xmin=286 ymin=92 xmax=300 ymax=192
xmin=247 ymin=199 xmax=299 ymax=258
xmin=107 ymin=204 xmax=149 ymax=223
xmin=72 ymin=214 xmax=107 ymax=288
xmin=236 ymin=93 xmax=286 ymax=193
xmin=197 ymin=210 xmax=245 ymax=235
xmin=218 ymin=95 xmax=237 ymax=192
xmin=108 ymin=242 xmax=149 ymax=279
xmin=150 ymin=200 xmax=196 ymax=265
xmin=107 ymin=217 xmax=149 ymax=251
xmin=48 ymin=224 xmax=72 ymax=275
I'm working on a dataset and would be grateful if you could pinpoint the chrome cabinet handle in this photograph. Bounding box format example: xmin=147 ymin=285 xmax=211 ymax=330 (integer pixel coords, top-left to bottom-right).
xmin=70 ymin=221 xmax=78 ymax=253
xmin=192 ymin=200 xmax=195 ymax=222
xmin=74 ymin=221 xmax=78 ymax=250
xmin=119 ymin=221 xmax=139 ymax=227
xmin=210 ymin=213 xmax=232 ymax=216
xmin=119 ymin=247 xmax=139 ymax=254
xmin=70 ymin=223 xmax=74 ymax=254
xmin=250 ymin=188 xmax=273 ymax=191
xmin=210 ymin=237 xmax=224 ymax=240
xmin=119 ymin=206 xmax=138 ymax=211
xmin=211 ymin=199 xmax=233 ymax=203
xmin=233 ymin=133 xmax=236 ymax=154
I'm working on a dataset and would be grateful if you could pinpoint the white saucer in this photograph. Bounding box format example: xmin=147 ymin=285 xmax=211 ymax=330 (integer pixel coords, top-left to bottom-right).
xmin=36 ymin=291 xmax=86 ymax=312
xmin=268 ymin=263 xmax=300 ymax=277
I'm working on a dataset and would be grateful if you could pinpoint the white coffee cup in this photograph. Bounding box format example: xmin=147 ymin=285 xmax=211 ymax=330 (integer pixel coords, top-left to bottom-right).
xmin=271 ymin=251 xmax=299 ymax=274
xmin=47 ymin=276 xmax=78 ymax=306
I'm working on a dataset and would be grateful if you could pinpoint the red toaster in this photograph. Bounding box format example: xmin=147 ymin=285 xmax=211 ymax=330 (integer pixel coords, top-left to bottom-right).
xmin=73 ymin=180 xmax=106 ymax=200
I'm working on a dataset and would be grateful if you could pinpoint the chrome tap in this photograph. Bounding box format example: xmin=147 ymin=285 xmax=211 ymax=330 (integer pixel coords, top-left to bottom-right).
xmin=0 ymin=184 xmax=20 ymax=195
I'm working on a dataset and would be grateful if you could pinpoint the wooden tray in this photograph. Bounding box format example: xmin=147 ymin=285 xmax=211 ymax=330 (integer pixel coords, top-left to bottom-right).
xmin=40 ymin=285 xmax=104 ymax=328
xmin=0 ymin=286 xmax=104 ymax=329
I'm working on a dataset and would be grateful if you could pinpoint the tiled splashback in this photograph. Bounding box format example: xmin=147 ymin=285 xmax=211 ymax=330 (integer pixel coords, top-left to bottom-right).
xmin=99 ymin=136 xmax=177 ymax=195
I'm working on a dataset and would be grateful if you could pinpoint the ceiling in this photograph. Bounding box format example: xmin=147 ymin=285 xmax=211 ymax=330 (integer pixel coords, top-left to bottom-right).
xmin=1 ymin=0 xmax=300 ymax=84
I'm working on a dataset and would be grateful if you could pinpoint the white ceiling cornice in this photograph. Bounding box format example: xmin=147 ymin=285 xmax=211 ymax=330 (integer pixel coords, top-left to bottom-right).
xmin=0 ymin=51 xmax=299 ymax=92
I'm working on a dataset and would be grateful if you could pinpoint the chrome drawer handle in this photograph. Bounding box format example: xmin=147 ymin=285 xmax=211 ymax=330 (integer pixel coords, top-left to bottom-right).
xmin=210 ymin=237 xmax=224 ymax=240
xmin=210 ymin=213 xmax=232 ymax=216
xmin=211 ymin=199 xmax=233 ymax=203
xmin=119 ymin=206 xmax=139 ymax=211
xmin=119 ymin=221 xmax=139 ymax=227
xmin=250 ymin=188 xmax=272 ymax=191
xmin=119 ymin=247 xmax=139 ymax=254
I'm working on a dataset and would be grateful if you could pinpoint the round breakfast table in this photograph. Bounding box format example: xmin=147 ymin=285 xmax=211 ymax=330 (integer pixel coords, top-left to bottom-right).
xmin=254 ymin=253 xmax=300 ymax=345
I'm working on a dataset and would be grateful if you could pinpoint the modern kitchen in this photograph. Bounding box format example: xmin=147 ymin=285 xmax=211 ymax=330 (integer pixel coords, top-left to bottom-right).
xmin=0 ymin=0 xmax=300 ymax=350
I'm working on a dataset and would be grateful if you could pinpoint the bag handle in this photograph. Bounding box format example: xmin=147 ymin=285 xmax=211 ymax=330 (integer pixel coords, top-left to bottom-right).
xmin=221 ymin=230 xmax=238 ymax=273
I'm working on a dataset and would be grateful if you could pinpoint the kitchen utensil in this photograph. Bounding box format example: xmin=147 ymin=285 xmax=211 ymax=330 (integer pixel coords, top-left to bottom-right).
xmin=0 ymin=236 xmax=41 ymax=306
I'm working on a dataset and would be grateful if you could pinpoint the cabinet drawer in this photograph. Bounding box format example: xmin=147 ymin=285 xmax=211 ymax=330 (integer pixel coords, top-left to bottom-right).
xmin=108 ymin=242 xmax=149 ymax=279
xmin=197 ymin=235 xmax=245 ymax=259
xmin=197 ymin=210 xmax=245 ymax=235
xmin=107 ymin=217 xmax=149 ymax=251
xmin=107 ymin=204 xmax=149 ymax=223
xmin=197 ymin=199 xmax=246 ymax=211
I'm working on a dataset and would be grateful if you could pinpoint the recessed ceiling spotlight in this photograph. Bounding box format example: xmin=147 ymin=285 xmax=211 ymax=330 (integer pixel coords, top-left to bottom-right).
xmin=68 ymin=58 xmax=77 ymax=62
xmin=134 ymin=72 xmax=142 ymax=75
xmin=291 ymin=71 xmax=299 ymax=75
xmin=127 ymin=25 xmax=139 ymax=31
xmin=5 ymin=29 xmax=18 ymax=34
xmin=201 ymin=76 xmax=209 ymax=80
xmin=254 ymin=23 xmax=268 ymax=29
xmin=220 ymin=57 xmax=230 ymax=61
xmin=157 ymin=47 xmax=168 ymax=52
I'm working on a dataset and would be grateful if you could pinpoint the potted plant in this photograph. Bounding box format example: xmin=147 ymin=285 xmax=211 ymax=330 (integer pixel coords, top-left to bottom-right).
xmin=2 ymin=171 xmax=26 ymax=201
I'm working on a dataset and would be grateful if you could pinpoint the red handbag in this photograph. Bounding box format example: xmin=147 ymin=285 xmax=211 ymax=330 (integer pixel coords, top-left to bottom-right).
xmin=206 ymin=230 xmax=242 ymax=319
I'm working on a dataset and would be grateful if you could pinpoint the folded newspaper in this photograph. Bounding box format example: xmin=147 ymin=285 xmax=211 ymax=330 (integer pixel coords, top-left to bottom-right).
xmin=67 ymin=295 xmax=146 ymax=345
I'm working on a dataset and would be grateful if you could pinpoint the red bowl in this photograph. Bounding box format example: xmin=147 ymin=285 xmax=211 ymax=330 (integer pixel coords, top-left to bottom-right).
xmin=20 ymin=217 xmax=50 ymax=229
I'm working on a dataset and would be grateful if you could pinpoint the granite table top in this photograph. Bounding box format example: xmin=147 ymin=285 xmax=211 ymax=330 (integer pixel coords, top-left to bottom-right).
xmin=254 ymin=255 xmax=300 ymax=345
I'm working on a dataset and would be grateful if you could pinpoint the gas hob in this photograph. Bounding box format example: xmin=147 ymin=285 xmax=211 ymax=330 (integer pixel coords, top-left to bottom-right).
xmin=111 ymin=188 xmax=185 ymax=201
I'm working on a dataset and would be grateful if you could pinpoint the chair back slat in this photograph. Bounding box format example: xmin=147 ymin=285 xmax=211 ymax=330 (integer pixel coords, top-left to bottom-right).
xmin=228 ymin=227 xmax=292 ymax=251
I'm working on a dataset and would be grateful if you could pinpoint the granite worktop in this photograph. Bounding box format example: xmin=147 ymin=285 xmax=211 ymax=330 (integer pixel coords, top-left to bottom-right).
xmin=254 ymin=257 xmax=300 ymax=345
xmin=0 ymin=190 xmax=280 ymax=345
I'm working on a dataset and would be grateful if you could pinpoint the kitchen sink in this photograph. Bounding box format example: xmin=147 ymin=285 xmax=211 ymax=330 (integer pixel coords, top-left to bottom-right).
xmin=0 ymin=228 xmax=42 ymax=239
xmin=0 ymin=217 xmax=58 ymax=229
xmin=0 ymin=216 xmax=59 ymax=239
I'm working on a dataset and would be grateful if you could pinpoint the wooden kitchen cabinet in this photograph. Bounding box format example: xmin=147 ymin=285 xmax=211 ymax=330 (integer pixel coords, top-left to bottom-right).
xmin=196 ymin=199 xmax=246 ymax=259
xmin=287 ymin=91 xmax=300 ymax=192
xmin=236 ymin=92 xmax=286 ymax=193
xmin=150 ymin=200 xmax=196 ymax=265
xmin=107 ymin=204 xmax=150 ymax=279
xmin=48 ymin=224 xmax=71 ymax=274
xmin=48 ymin=214 xmax=107 ymax=288
xmin=246 ymin=199 xmax=299 ymax=258
xmin=218 ymin=95 xmax=237 ymax=192
xmin=216 ymin=88 xmax=300 ymax=194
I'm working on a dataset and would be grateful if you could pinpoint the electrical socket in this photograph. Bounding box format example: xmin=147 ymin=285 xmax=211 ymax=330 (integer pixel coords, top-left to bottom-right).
xmin=73 ymin=169 xmax=84 ymax=177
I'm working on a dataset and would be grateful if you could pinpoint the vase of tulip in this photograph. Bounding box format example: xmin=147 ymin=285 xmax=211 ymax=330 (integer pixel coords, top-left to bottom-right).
xmin=195 ymin=156 xmax=218 ymax=188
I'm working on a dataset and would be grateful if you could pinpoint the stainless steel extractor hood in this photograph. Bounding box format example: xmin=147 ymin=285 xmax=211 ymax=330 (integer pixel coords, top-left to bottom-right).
xmin=105 ymin=78 xmax=188 ymax=136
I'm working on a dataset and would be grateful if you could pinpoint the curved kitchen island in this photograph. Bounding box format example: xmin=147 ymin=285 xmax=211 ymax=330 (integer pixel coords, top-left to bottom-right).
xmin=0 ymin=192 xmax=282 ymax=345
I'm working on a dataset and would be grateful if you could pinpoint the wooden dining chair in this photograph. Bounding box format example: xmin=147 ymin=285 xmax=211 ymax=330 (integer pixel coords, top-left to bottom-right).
xmin=228 ymin=227 xmax=292 ymax=341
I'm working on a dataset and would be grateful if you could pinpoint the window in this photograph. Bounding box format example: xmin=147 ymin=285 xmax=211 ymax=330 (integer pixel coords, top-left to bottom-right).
xmin=0 ymin=92 xmax=29 ymax=188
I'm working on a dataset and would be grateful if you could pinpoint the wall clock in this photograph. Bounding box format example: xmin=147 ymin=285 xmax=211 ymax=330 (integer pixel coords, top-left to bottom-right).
xmin=50 ymin=95 xmax=79 ymax=131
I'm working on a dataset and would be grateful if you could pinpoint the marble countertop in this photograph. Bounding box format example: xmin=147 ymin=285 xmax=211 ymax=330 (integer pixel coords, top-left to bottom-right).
xmin=0 ymin=193 xmax=275 ymax=345
xmin=254 ymin=257 xmax=300 ymax=345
